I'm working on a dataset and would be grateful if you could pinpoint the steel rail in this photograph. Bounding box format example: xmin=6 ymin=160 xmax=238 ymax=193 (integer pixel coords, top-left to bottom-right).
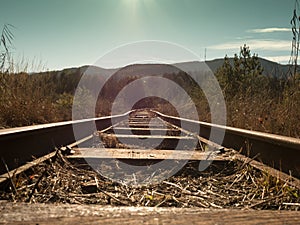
xmin=0 ymin=111 xmax=132 ymax=174
xmin=1 ymin=109 xmax=300 ymax=180
xmin=153 ymin=110 xmax=300 ymax=178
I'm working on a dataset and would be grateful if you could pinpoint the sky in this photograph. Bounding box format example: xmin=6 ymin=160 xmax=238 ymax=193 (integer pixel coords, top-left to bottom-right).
xmin=0 ymin=0 xmax=297 ymax=71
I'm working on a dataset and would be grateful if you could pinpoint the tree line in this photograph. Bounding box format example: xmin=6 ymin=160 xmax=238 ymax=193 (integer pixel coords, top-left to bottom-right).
xmin=0 ymin=42 xmax=299 ymax=138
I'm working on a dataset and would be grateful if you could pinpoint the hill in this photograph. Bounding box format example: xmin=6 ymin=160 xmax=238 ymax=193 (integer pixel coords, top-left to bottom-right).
xmin=50 ymin=57 xmax=293 ymax=79
xmin=174 ymin=57 xmax=293 ymax=78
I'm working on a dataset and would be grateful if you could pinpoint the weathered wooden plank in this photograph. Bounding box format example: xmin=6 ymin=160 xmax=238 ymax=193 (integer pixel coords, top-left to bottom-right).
xmin=100 ymin=134 xmax=194 ymax=140
xmin=127 ymin=121 xmax=160 ymax=124
xmin=125 ymin=124 xmax=164 ymax=128
xmin=112 ymin=127 xmax=171 ymax=131
xmin=109 ymin=127 xmax=179 ymax=135
xmin=67 ymin=148 xmax=225 ymax=160
xmin=161 ymin=118 xmax=224 ymax=151
xmin=1 ymin=203 xmax=300 ymax=224
xmin=129 ymin=118 xmax=151 ymax=121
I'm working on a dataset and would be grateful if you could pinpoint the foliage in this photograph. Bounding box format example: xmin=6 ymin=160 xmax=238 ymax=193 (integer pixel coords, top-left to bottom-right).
xmin=0 ymin=73 xmax=58 ymax=127
xmin=216 ymin=44 xmax=300 ymax=137
xmin=217 ymin=44 xmax=264 ymax=98
xmin=0 ymin=38 xmax=299 ymax=138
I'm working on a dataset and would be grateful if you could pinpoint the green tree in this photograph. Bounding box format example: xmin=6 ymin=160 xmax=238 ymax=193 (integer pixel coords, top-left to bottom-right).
xmin=217 ymin=44 xmax=264 ymax=97
xmin=216 ymin=55 xmax=234 ymax=96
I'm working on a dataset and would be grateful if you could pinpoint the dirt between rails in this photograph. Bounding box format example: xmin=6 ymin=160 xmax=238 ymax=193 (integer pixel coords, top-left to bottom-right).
xmin=0 ymin=149 xmax=299 ymax=211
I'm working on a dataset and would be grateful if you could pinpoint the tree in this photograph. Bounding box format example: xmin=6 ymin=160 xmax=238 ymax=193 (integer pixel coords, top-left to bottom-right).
xmin=216 ymin=55 xmax=234 ymax=96
xmin=216 ymin=44 xmax=263 ymax=97
xmin=239 ymin=45 xmax=263 ymax=91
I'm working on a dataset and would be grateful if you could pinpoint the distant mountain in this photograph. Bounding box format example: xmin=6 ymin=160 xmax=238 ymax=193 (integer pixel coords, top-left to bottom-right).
xmin=174 ymin=57 xmax=293 ymax=78
xmin=80 ymin=57 xmax=293 ymax=78
xmin=33 ymin=58 xmax=294 ymax=117
xmin=40 ymin=57 xmax=294 ymax=80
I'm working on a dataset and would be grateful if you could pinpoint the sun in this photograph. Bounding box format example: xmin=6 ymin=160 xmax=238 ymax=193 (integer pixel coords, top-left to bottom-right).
xmin=122 ymin=0 xmax=155 ymax=9
xmin=123 ymin=0 xmax=141 ymax=7
xmin=120 ymin=0 xmax=158 ymax=27
xmin=121 ymin=0 xmax=153 ymax=22
xmin=122 ymin=0 xmax=140 ymax=15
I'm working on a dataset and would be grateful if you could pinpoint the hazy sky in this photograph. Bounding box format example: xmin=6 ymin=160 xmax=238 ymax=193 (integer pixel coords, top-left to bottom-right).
xmin=0 ymin=0 xmax=296 ymax=70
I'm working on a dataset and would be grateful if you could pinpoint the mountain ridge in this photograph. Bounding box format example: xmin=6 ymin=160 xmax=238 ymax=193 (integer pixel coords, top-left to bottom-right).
xmin=38 ymin=57 xmax=295 ymax=79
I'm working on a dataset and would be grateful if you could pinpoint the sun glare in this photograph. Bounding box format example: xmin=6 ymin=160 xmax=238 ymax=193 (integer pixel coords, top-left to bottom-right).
xmin=122 ymin=0 xmax=155 ymax=9
xmin=121 ymin=0 xmax=157 ymax=25
xmin=123 ymin=0 xmax=140 ymax=7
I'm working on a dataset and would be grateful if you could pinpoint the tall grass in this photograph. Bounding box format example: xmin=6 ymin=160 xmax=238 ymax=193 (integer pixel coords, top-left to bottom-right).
xmin=1 ymin=65 xmax=299 ymax=138
xmin=0 ymin=72 xmax=73 ymax=127
xmin=224 ymin=85 xmax=300 ymax=138
xmin=0 ymin=29 xmax=299 ymax=138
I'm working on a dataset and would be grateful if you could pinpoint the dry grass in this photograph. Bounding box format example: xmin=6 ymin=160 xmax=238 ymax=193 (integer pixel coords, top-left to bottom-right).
xmin=0 ymin=73 xmax=73 ymax=128
xmin=0 ymin=151 xmax=299 ymax=210
xmin=223 ymin=84 xmax=300 ymax=138
xmin=0 ymin=64 xmax=299 ymax=138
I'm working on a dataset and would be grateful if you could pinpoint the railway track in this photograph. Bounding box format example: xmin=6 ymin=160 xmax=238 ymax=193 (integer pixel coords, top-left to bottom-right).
xmin=1 ymin=109 xmax=300 ymax=223
xmin=1 ymin=109 xmax=300 ymax=185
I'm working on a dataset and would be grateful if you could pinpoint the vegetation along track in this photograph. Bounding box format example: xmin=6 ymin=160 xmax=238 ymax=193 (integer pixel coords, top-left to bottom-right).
xmin=0 ymin=109 xmax=300 ymax=210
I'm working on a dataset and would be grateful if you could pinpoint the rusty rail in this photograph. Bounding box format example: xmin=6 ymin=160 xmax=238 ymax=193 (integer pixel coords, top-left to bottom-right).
xmin=154 ymin=110 xmax=300 ymax=178
xmin=1 ymin=109 xmax=300 ymax=180
xmin=0 ymin=112 xmax=131 ymax=174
